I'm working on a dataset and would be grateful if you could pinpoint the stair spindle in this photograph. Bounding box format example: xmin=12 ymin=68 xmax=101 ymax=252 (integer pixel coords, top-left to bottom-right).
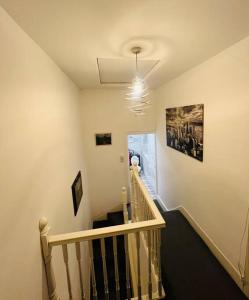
xmin=100 ymin=238 xmax=109 ymax=300
xmin=124 ymin=234 xmax=131 ymax=300
xmin=121 ymin=187 xmax=129 ymax=224
xmin=152 ymin=230 xmax=156 ymax=266
xmin=89 ymin=241 xmax=98 ymax=300
xmin=131 ymin=172 xmax=136 ymax=222
xmin=151 ymin=230 xmax=154 ymax=263
xmin=141 ymin=195 xmax=145 ymax=221
xmin=113 ymin=236 xmax=120 ymax=300
xmin=144 ymin=202 xmax=149 ymax=221
xmin=133 ymin=179 xmax=138 ymax=222
xmin=148 ymin=231 xmax=153 ymax=299
xmin=157 ymin=229 xmax=162 ymax=297
xmin=139 ymin=191 xmax=144 ymax=221
xmin=153 ymin=230 xmax=159 ymax=274
xmin=143 ymin=196 xmax=146 ymax=221
xmin=62 ymin=244 xmax=72 ymax=299
xmin=136 ymin=232 xmax=142 ymax=299
xmin=137 ymin=188 xmax=142 ymax=221
xmin=75 ymin=242 xmax=85 ymax=300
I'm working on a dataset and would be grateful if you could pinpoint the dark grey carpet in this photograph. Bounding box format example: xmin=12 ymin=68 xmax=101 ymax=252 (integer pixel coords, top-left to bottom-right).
xmin=161 ymin=209 xmax=247 ymax=300
xmin=91 ymin=201 xmax=247 ymax=300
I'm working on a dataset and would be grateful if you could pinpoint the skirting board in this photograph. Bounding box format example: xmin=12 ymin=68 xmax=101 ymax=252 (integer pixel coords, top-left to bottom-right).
xmin=156 ymin=195 xmax=245 ymax=294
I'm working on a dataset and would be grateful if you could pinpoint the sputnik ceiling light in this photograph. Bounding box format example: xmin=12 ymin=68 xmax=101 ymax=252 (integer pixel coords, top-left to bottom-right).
xmin=125 ymin=46 xmax=151 ymax=116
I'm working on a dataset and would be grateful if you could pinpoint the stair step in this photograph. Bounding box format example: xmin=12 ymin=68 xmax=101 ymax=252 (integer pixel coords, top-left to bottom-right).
xmin=91 ymin=211 xmax=129 ymax=300
xmin=107 ymin=211 xmax=124 ymax=225
xmin=92 ymin=220 xmax=112 ymax=229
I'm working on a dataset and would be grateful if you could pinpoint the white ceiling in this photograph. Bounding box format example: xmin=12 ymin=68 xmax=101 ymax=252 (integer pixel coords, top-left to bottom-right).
xmin=1 ymin=0 xmax=249 ymax=89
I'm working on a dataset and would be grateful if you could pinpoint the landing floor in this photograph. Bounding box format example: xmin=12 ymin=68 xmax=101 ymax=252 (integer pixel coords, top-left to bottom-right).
xmin=159 ymin=208 xmax=247 ymax=300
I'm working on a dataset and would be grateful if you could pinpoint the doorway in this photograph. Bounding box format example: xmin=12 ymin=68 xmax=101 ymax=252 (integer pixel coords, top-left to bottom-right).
xmin=128 ymin=133 xmax=157 ymax=199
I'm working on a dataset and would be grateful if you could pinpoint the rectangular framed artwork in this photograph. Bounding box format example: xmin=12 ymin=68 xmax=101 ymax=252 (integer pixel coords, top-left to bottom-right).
xmin=166 ymin=104 xmax=204 ymax=161
xmin=95 ymin=133 xmax=112 ymax=146
xmin=71 ymin=171 xmax=83 ymax=216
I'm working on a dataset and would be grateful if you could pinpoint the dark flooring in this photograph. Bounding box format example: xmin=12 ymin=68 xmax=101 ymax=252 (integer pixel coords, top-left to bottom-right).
xmin=159 ymin=207 xmax=247 ymax=300
xmin=91 ymin=201 xmax=247 ymax=300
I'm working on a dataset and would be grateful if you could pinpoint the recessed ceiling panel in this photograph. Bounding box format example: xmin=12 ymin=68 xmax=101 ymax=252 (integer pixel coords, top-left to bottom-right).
xmin=1 ymin=0 xmax=249 ymax=88
xmin=97 ymin=58 xmax=159 ymax=84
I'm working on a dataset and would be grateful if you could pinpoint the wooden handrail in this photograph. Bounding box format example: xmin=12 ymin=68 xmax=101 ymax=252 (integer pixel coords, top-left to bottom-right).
xmin=47 ymin=167 xmax=165 ymax=248
xmin=48 ymin=219 xmax=164 ymax=247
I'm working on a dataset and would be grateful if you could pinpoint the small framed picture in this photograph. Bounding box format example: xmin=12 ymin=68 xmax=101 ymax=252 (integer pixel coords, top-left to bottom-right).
xmin=71 ymin=171 xmax=83 ymax=216
xmin=95 ymin=133 xmax=112 ymax=146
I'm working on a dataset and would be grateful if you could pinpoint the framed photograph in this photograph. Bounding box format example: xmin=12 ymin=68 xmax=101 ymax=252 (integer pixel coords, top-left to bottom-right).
xmin=95 ymin=133 xmax=112 ymax=146
xmin=71 ymin=171 xmax=83 ymax=216
xmin=166 ymin=104 xmax=204 ymax=161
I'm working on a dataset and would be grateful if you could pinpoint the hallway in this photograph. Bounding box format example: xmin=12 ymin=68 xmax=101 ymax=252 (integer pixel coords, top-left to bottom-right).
xmin=1 ymin=1 xmax=249 ymax=299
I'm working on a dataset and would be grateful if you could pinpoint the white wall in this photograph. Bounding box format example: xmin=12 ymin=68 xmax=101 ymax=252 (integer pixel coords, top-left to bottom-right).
xmin=0 ymin=7 xmax=91 ymax=300
xmin=80 ymin=89 xmax=156 ymax=217
xmin=155 ymin=36 xmax=249 ymax=273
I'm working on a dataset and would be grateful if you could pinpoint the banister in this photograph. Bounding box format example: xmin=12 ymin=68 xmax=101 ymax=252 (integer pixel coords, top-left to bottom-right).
xmin=131 ymin=169 xmax=163 ymax=221
xmin=46 ymin=167 xmax=165 ymax=248
xmin=40 ymin=166 xmax=166 ymax=300
xmin=48 ymin=219 xmax=165 ymax=247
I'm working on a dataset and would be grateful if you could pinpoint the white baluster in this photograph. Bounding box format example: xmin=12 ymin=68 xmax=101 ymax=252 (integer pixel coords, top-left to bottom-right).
xmin=101 ymin=238 xmax=109 ymax=300
xmin=153 ymin=230 xmax=158 ymax=274
xmin=141 ymin=194 xmax=144 ymax=221
xmin=144 ymin=202 xmax=149 ymax=221
xmin=113 ymin=236 xmax=120 ymax=300
xmin=137 ymin=188 xmax=142 ymax=221
xmin=89 ymin=241 xmax=98 ymax=300
xmin=39 ymin=218 xmax=60 ymax=300
xmin=152 ymin=230 xmax=156 ymax=266
xmin=143 ymin=196 xmax=146 ymax=221
xmin=136 ymin=187 xmax=140 ymax=221
xmin=62 ymin=244 xmax=72 ymax=299
xmin=131 ymin=171 xmax=137 ymax=222
xmin=130 ymin=172 xmax=134 ymax=222
xmin=124 ymin=235 xmax=131 ymax=299
xmin=157 ymin=229 xmax=162 ymax=297
xmin=75 ymin=242 xmax=85 ymax=300
xmin=122 ymin=187 xmax=129 ymax=224
xmin=136 ymin=232 xmax=142 ymax=299
xmin=148 ymin=231 xmax=152 ymax=300
xmin=134 ymin=181 xmax=139 ymax=222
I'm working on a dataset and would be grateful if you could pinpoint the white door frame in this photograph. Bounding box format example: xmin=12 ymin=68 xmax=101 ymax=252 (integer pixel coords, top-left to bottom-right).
xmin=126 ymin=131 xmax=158 ymax=196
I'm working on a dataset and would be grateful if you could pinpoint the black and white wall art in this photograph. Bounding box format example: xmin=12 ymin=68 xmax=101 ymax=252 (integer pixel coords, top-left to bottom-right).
xmin=95 ymin=133 xmax=112 ymax=146
xmin=166 ymin=104 xmax=204 ymax=161
xmin=71 ymin=171 xmax=83 ymax=216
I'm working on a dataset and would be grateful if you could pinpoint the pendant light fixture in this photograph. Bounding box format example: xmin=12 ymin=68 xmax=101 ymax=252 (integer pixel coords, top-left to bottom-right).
xmin=125 ymin=46 xmax=151 ymax=116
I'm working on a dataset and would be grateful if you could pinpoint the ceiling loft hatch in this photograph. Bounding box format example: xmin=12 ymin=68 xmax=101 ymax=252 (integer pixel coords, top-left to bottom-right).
xmin=97 ymin=58 xmax=159 ymax=84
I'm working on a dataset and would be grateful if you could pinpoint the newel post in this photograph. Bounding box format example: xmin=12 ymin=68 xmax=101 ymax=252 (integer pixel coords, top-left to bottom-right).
xmin=39 ymin=218 xmax=60 ymax=300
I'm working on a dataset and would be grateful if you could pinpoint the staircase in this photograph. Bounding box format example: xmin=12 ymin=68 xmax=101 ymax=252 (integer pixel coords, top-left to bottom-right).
xmin=92 ymin=211 xmax=131 ymax=300
xmin=39 ymin=166 xmax=166 ymax=300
